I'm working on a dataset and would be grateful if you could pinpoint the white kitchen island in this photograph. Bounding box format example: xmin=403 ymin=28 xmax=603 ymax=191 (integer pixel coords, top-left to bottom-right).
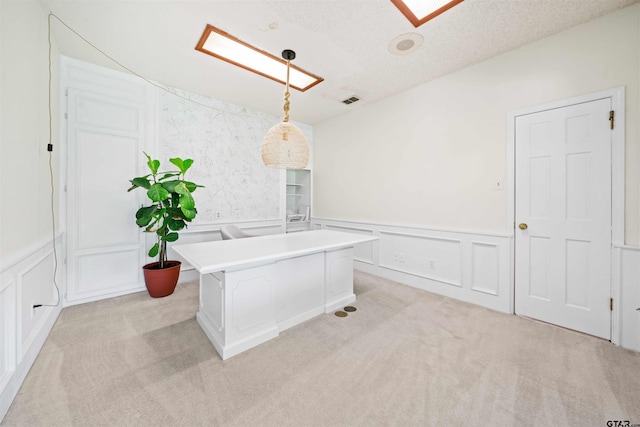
xmin=172 ymin=229 xmax=378 ymax=360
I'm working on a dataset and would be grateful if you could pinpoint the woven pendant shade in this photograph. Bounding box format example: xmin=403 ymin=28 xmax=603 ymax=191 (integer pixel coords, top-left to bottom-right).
xmin=261 ymin=49 xmax=309 ymax=169
xmin=262 ymin=122 xmax=309 ymax=169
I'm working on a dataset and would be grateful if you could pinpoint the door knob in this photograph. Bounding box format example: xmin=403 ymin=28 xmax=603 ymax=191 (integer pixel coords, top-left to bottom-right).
xmin=518 ymin=223 xmax=528 ymax=230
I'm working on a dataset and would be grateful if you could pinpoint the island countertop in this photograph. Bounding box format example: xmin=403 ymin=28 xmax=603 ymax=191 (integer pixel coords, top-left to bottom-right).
xmin=172 ymin=229 xmax=377 ymax=274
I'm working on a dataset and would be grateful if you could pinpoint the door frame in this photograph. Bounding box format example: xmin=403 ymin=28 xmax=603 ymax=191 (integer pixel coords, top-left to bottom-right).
xmin=506 ymin=86 xmax=625 ymax=344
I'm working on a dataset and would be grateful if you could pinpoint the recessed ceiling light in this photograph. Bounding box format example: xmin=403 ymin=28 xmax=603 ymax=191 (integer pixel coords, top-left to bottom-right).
xmin=388 ymin=33 xmax=424 ymax=55
xmin=195 ymin=24 xmax=323 ymax=92
xmin=391 ymin=0 xmax=464 ymax=27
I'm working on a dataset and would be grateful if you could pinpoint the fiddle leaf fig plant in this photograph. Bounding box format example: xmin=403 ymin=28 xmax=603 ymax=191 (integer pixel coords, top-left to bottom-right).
xmin=128 ymin=152 xmax=203 ymax=269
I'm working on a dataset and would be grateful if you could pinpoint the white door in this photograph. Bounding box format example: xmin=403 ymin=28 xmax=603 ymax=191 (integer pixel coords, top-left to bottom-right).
xmin=65 ymin=88 xmax=148 ymax=303
xmin=514 ymin=98 xmax=612 ymax=339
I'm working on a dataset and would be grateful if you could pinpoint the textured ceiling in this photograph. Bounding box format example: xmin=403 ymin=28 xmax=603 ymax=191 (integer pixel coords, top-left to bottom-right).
xmin=40 ymin=0 xmax=638 ymax=124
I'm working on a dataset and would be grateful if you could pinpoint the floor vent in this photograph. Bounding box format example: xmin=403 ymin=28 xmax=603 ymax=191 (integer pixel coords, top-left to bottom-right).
xmin=342 ymin=96 xmax=360 ymax=105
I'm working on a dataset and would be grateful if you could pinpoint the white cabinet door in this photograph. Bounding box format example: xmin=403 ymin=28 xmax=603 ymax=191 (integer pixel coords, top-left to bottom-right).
xmin=65 ymin=89 xmax=148 ymax=303
xmin=515 ymin=98 xmax=612 ymax=339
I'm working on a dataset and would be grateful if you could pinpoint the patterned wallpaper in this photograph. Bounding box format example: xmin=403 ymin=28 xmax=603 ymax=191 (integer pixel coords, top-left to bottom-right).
xmin=158 ymin=87 xmax=311 ymax=224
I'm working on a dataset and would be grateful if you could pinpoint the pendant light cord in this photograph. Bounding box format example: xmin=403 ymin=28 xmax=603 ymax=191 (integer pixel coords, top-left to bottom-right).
xmin=283 ymin=59 xmax=291 ymax=123
xmin=35 ymin=12 xmax=61 ymax=309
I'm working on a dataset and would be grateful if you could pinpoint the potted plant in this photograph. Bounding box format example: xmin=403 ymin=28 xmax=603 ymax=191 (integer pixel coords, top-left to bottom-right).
xmin=128 ymin=152 xmax=203 ymax=297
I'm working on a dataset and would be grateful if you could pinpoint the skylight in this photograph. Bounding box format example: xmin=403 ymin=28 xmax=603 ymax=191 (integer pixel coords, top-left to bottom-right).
xmin=195 ymin=25 xmax=323 ymax=92
xmin=391 ymin=0 xmax=464 ymax=27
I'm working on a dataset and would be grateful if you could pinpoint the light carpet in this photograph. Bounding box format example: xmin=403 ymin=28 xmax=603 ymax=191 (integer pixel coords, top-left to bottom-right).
xmin=2 ymin=271 xmax=639 ymax=426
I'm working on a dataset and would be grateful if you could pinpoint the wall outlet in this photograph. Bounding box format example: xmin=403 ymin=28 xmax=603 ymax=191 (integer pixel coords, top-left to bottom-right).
xmin=216 ymin=211 xmax=221 ymax=219
xmin=429 ymin=259 xmax=435 ymax=269
xmin=393 ymin=251 xmax=405 ymax=262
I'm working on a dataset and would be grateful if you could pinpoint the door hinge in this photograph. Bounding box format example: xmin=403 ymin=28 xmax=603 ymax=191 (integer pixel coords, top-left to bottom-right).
xmin=610 ymin=298 xmax=613 ymax=311
xmin=609 ymin=110 xmax=614 ymax=130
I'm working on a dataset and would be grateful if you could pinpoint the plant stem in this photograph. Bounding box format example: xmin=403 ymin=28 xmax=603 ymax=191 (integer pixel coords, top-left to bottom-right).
xmin=160 ymin=239 xmax=167 ymax=269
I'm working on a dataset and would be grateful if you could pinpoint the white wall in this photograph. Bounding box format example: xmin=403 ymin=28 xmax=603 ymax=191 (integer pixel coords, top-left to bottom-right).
xmin=0 ymin=1 xmax=63 ymax=421
xmin=313 ymin=4 xmax=640 ymax=245
xmin=1 ymin=0 xmax=60 ymax=259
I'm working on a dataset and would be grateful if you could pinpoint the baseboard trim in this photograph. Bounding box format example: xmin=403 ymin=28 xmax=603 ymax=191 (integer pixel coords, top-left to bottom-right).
xmin=0 ymin=304 xmax=60 ymax=422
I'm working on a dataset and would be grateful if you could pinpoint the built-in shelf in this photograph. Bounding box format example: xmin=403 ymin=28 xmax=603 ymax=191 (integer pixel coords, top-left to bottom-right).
xmin=286 ymin=169 xmax=311 ymax=233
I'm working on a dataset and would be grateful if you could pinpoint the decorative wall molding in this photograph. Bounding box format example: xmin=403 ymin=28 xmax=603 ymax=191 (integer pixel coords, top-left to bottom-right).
xmin=0 ymin=235 xmax=63 ymax=422
xmin=314 ymin=218 xmax=512 ymax=313
xmin=613 ymin=245 xmax=640 ymax=352
xmin=470 ymin=241 xmax=500 ymax=296
xmin=315 ymin=218 xmax=640 ymax=353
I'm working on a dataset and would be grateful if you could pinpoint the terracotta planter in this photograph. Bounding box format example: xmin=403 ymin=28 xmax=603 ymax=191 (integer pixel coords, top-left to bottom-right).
xmin=142 ymin=261 xmax=181 ymax=298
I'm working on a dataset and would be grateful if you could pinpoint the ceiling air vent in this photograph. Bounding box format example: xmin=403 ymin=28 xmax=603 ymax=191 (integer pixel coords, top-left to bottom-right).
xmin=342 ymin=96 xmax=360 ymax=105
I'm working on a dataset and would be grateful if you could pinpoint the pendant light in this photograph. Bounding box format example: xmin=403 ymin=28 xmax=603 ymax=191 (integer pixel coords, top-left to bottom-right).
xmin=261 ymin=50 xmax=309 ymax=169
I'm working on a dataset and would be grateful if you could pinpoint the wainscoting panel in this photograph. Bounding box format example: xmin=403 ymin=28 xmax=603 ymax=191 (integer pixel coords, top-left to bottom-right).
xmin=0 ymin=275 xmax=16 ymax=403
xmin=72 ymin=249 xmax=141 ymax=301
xmin=313 ymin=219 xmax=512 ymax=313
xmin=615 ymin=246 xmax=640 ymax=352
xmin=17 ymin=248 xmax=59 ymax=359
xmin=0 ymin=235 xmax=63 ymax=422
xmin=470 ymin=241 xmax=500 ymax=296
xmin=379 ymin=231 xmax=462 ymax=287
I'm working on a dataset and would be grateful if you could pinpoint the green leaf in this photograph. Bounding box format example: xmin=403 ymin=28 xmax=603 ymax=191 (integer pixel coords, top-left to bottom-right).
xmin=131 ymin=177 xmax=151 ymax=190
xmin=169 ymin=157 xmax=184 ymax=172
xmin=159 ymin=172 xmax=180 ymax=181
xmin=179 ymin=192 xmax=195 ymax=209
xmin=147 ymin=183 xmax=169 ymax=202
xmin=170 ymin=157 xmax=194 ymax=174
xmin=166 ymin=207 xmax=184 ymax=219
xmin=148 ymin=243 xmax=159 ymax=258
xmin=136 ymin=205 xmax=157 ymax=219
xmin=182 ymin=208 xmax=196 ymax=220
xmin=184 ymin=181 xmax=204 ymax=192
xmin=182 ymin=158 xmax=194 ymax=172
xmin=163 ymin=232 xmax=179 ymax=242
xmin=174 ymin=181 xmax=189 ymax=195
xmin=167 ymin=218 xmax=186 ymax=231
xmin=161 ymin=180 xmax=180 ymax=193
xmin=143 ymin=152 xmax=160 ymax=175
xmin=136 ymin=216 xmax=153 ymax=227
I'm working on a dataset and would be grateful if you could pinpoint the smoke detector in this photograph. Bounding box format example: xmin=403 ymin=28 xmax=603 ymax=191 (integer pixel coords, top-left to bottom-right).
xmin=388 ymin=33 xmax=424 ymax=55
